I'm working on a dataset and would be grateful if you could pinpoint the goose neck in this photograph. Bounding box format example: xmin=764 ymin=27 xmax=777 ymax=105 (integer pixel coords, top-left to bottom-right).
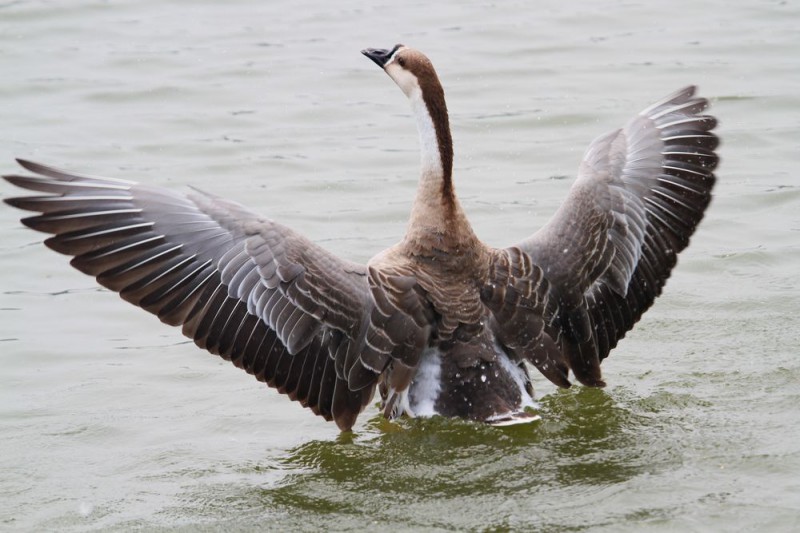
xmin=405 ymin=85 xmax=478 ymax=253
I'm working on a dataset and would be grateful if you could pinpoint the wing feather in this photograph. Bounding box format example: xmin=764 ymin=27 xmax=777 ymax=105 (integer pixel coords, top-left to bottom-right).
xmin=507 ymin=86 xmax=718 ymax=386
xmin=3 ymin=160 xmax=376 ymax=430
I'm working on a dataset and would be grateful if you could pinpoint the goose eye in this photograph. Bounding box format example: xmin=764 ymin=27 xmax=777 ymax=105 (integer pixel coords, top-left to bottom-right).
xmin=397 ymin=56 xmax=406 ymax=67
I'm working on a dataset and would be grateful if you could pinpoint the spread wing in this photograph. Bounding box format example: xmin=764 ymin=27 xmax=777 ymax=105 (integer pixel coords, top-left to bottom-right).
xmin=507 ymin=86 xmax=718 ymax=386
xmin=3 ymin=159 xmax=377 ymax=430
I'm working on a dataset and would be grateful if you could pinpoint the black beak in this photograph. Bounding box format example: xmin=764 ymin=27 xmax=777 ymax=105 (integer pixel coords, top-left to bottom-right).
xmin=361 ymin=44 xmax=403 ymax=68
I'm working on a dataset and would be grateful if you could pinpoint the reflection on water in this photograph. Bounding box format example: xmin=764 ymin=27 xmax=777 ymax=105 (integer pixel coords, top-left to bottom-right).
xmin=2 ymin=0 xmax=800 ymax=530
xmin=158 ymin=383 xmax=758 ymax=531
xmin=286 ymin=389 xmax=655 ymax=479
xmin=171 ymin=388 xmax=687 ymax=530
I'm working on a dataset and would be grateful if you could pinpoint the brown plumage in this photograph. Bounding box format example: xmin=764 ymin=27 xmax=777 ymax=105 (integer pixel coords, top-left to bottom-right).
xmin=3 ymin=45 xmax=718 ymax=431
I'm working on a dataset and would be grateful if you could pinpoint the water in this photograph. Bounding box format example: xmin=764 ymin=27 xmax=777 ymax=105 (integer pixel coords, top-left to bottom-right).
xmin=1 ymin=0 xmax=799 ymax=530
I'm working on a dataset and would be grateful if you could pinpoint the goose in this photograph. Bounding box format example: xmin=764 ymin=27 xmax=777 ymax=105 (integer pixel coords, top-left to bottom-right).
xmin=3 ymin=44 xmax=718 ymax=431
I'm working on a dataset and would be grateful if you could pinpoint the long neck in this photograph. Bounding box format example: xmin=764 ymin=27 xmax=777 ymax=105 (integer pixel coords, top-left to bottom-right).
xmin=411 ymin=84 xmax=453 ymax=194
xmin=406 ymin=83 xmax=475 ymax=251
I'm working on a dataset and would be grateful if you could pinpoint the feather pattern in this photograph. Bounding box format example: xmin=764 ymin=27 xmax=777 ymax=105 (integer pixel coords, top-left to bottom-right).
xmin=514 ymin=85 xmax=718 ymax=386
xmin=4 ymin=159 xmax=374 ymax=430
xmin=3 ymin=46 xmax=718 ymax=431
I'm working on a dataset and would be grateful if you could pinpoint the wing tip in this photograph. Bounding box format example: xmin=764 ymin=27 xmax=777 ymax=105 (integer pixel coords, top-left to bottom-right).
xmin=3 ymin=174 xmax=34 ymax=188
xmin=3 ymin=196 xmax=21 ymax=210
xmin=639 ymin=85 xmax=705 ymax=118
xmin=14 ymin=158 xmax=65 ymax=178
xmin=3 ymin=196 xmax=32 ymax=211
xmin=9 ymin=157 xmax=137 ymax=185
xmin=16 ymin=158 xmax=37 ymax=172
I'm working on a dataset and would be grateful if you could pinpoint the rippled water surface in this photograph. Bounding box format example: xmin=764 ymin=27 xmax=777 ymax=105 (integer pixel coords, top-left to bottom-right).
xmin=1 ymin=0 xmax=799 ymax=531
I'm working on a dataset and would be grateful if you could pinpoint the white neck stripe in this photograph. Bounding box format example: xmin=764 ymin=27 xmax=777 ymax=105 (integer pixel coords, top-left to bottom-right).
xmin=386 ymin=45 xmax=406 ymax=67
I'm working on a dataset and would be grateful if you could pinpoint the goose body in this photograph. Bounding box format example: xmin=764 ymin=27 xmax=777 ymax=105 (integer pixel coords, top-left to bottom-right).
xmin=3 ymin=45 xmax=718 ymax=431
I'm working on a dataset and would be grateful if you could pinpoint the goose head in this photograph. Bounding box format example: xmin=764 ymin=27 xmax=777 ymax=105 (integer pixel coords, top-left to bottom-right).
xmin=361 ymin=44 xmax=440 ymax=100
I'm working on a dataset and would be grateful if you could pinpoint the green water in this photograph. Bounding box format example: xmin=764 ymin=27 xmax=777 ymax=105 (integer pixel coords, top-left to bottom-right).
xmin=1 ymin=0 xmax=799 ymax=530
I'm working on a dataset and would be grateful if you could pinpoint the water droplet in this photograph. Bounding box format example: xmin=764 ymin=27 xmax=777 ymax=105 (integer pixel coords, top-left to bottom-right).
xmin=480 ymin=374 xmax=487 ymax=383
xmin=78 ymin=502 xmax=93 ymax=517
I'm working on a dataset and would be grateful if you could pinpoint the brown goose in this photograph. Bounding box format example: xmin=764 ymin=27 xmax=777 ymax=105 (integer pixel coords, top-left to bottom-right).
xmin=3 ymin=44 xmax=718 ymax=431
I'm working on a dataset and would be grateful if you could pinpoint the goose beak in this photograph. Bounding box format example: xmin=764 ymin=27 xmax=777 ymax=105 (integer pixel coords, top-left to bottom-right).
xmin=361 ymin=47 xmax=393 ymax=68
